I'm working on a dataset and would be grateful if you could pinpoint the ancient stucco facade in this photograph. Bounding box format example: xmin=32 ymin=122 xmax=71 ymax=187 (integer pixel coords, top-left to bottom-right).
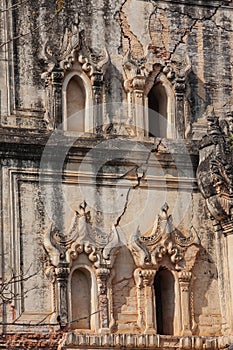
xmin=0 ymin=0 xmax=233 ymax=349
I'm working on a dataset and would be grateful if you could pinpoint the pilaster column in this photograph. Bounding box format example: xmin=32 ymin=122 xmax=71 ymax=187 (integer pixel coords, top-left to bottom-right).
xmin=178 ymin=271 xmax=192 ymax=336
xmin=96 ymin=267 xmax=110 ymax=333
xmin=134 ymin=268 xmax=156 ymax=333
xmin=55 ymin=262 xmax=69 ymax=325
xmin=50 ymin=68 xmax=64 ymax=128
xmin=142 ymin=269 xmax=156 ymax=333
xmin=91 ymin=73 xmax=104 ymax=134
xmin=219 ymin=218 xmax=233 ymax=332
xmin=0 ymin=277 xmax=3 ymax=335
xmin=174 ymin=78 xmax=185 ymax=138
xmin=132 ymin=77 xmax=146 ymax=136
xmin=108 ymin=269 xmax=116 ymax=332
xmin=212 ymin=220 xmax=230 ymax=333
xmin=124 ymin=76 xmax=146 ymax=137
xmin=134 ymin=268 xmax=145 ymax=331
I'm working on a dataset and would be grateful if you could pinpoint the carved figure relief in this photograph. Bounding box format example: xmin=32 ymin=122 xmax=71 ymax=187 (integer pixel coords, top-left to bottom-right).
xmin=197 ymin=110 xmax=233 ymax=224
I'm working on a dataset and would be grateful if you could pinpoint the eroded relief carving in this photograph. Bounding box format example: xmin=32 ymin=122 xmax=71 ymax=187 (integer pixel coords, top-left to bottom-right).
xmin=43 ymin=201 xmax=120 ymax=328
xmin=41 ymin=24 xmax=110 ymax=129
xmin=122 ymin=49 xmax=191 ymax=137
xmin=44 ymin=201 xmax=120 ymax=269
xmin=129 ymin=203 xmax=199 ymax=335
xmin=197 ymin=110 xmax=233 ymax=225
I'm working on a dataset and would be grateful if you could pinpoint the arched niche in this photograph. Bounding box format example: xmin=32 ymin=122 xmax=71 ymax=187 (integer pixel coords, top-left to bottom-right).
xmin=62 ymin=71 xmax=93 ymax=132
xmin=147 ymin=74 xmax=176 ymax=138
xmin=70 ymin=267 xmax=91 ymax=329
xmin=154 ymin=267 xmax=175 ymax=335
xmin=68 ymin=261 xmax=99 ymax=332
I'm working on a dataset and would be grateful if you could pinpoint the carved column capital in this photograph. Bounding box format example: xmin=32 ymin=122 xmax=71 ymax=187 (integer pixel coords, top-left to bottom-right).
xmin=96 ymin=268 xmax=110 ymax=290
xmin=134 ymin=268 xmax=156 ymax=288
xmin=141 ymin=269 xmax=156 ymax=287
xmin=132 ymin=76 xmax=146 ymax=92
xmin=55 ymin=263 xmax=70 ymax=279
xmin=178 ymin=271 xmax=192 ymax=283
xmin=220 ymin=218 xmax=233 ymax=236
xmin=174 ymin=77 xmax=186 ymax=95
xmin=50 ymin=68 xmax=64 ymax=85
xmin=91 ymin=72 xmax=104 ymax=87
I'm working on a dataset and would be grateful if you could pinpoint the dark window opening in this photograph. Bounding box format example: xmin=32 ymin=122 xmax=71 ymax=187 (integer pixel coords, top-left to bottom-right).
xmin=154 ymin=267 xmax=175 ymax=335
xmin=148 ymin=82 xmax=167 ymax=137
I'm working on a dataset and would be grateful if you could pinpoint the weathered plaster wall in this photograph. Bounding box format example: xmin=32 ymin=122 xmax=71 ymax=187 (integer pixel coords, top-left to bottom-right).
xmin=1 ymin=1 xmax=232 ymax=130
xmin=0 ymin=137 xmax=223 ymax=336
xmin=0 ymin=0 xmax=233 ymax=346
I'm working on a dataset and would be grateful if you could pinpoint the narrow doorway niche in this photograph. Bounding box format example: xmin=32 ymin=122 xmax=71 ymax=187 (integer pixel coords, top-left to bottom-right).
xmin=148 ymin=82 xmax=168 ymax=137
xmin=66 ymin=75 xmax=85 ymax=132
xmin=71 ymin=268 xmax=91 ymax=329
xmin=154 ymin=267 xmax=175 ymax=335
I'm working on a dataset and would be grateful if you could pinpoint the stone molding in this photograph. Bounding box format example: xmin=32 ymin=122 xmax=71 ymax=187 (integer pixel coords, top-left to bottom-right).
xmin=59 ymin=332 xmax=232 ymax=350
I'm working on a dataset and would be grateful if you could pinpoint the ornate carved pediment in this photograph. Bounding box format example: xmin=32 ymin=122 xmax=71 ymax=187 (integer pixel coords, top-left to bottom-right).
xmin=123 ymin=47 xmax=191 ymax=95
xmin=197 ymin=110 xmax=233 ymax=223
xmin=129 ymin=203 xmax=199 ymax=270
xmin=43 ymin=202 xmax=120 ymax=268
xmin=41 ymin=25 xmax=109 ymax=79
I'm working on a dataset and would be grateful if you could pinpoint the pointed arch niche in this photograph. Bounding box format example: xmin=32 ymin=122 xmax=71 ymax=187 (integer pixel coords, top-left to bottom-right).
xmin=68 ymin=264 xmax=98 ymax=331
xmin=147 ymin=74 xmax=176 ymax=138
xmin=62 ymin=70 xmax=93 ymax=132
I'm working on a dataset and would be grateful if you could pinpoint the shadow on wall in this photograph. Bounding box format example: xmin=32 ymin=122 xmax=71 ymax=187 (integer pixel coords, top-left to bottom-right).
xmin=191 ymin=245 xmax=219 ymax=336
xmin=105 ymin=65 xmax=125 ymax=109
xmin=187 ymin=70 xmax=211 ymax=123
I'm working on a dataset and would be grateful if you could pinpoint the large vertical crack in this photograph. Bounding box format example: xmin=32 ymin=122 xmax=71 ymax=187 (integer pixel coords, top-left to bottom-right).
xmin=114 ymin=141 xmax=162 ymax=228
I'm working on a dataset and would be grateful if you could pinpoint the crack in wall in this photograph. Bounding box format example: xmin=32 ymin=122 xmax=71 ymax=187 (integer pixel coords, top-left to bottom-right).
xmin=114 ymin=142 xmax=162 ymax=228
xmin=112 ymin=276 xmax=132 ymax=286
xmin=150 ymin=2 xmax=225 ymax=61
xmin=118 ymin=0 xmax=144 ymax=57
